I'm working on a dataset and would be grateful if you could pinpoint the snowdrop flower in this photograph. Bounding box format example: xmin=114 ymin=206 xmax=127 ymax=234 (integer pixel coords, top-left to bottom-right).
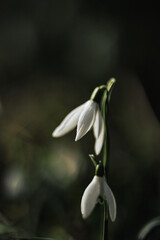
xmin=52 ymin=86 xmax=105 ymax=155
xmin=81 ymin=164 xmax=116 ymax=222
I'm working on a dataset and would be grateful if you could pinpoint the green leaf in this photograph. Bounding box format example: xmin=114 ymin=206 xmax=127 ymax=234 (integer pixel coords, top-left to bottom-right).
xmin=138 ymin=217 xmax=160 ymax=240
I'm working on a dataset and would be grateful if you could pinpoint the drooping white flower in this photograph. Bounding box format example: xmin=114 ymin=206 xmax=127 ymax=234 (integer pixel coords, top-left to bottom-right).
xmin=52 ymin=99 xmax=104 ymax=155
xmin=81 ymin=175 xmax=116 ymax=222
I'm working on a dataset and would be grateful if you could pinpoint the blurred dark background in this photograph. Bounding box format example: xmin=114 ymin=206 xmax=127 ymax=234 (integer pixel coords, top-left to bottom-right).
xmin=0 ymin=1 xmax=160 ymax=240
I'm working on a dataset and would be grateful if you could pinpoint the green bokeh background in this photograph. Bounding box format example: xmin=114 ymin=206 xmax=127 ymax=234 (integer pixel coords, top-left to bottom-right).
xmin=0 ymin=1 xmax=160 ymax=240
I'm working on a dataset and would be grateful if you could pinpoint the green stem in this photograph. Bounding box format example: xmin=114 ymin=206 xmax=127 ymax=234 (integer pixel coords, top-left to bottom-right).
xmin=101 ymin=89 xmax=109 ymax=240
xmin=100 ymin=79 xmax=116 ymax=240
xmin=103 ymin=98 xmax=108 ymax=172
xmin=102 ymin=200 xmax=109 ymax=240
xmin=105 ymin=99 xmax=110 ymax=177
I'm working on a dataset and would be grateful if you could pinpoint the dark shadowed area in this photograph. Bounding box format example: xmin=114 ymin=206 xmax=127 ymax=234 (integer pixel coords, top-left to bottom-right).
xmin=0 ymin=1 xmax=160 ymax=240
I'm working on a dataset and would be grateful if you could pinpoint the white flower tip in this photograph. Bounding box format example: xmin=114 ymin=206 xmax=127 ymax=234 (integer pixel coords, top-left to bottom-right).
xmin=75 ymin=132 xmax=82 ymax=141
xmin=52 ymin=130 xmax=57 ymax=138
xmin=75 ymin=126 xmax=87 ymax=142
xmin=110 ymin=197 xmax=117 ymax=222
xmin=81 ymin=212 xmax=88 ymax=219
xmin=75 ymin=135 xmax=79 ymax=142
xmin=95 ymin=146 xmax=100 ymax=155
xmin=94 ymin=137 xmax=103 ymax=156
xmin=81 ymin=206 xmax=92 ymax=220
xmin=52 ymin=128 xmax=60 ymax=137
xmin=111 ymin=213 xmax=116 ymax=222
xmin=110 ymin=205 xmax=117 ymax=222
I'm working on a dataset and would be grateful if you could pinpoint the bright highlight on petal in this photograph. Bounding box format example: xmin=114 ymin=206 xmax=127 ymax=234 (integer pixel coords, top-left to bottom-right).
xmin=93 ymin=108 xmax=103 ymax=139
xmin=94 ymin=117 xmax=104 ymax=155
xmin=81 ymin=176 xmax=101 ymax=219
xmin=75 ymin=100 xmax=97 ymax=141
xmin=52 ymin=103 xmax=85 ymax=137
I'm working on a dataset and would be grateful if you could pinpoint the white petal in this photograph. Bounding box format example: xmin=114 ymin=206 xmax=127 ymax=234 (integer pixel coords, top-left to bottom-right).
xmin=93 ymin=108 xmax=103 ymax=139
xmin=81 ymin=176 xmax=101 ymax=219
xmin=103 ymin=179 xmax=117 ymax=222
xmin=75 ymin=100 xmax=97 ymax=141
xmin=94 ymin=117 xmax=104 ymax=155
xmin=52 ymin=103 xmax=86 ymax=137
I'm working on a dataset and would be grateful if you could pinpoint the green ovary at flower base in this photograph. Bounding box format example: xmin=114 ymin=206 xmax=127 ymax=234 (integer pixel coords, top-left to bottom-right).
xmin=52 ymin=86 xmax=106 ymax=155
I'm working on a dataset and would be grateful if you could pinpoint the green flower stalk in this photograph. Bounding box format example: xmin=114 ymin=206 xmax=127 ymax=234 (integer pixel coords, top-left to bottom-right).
xmin=101 ymin=78 xmax=116 ymax=240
